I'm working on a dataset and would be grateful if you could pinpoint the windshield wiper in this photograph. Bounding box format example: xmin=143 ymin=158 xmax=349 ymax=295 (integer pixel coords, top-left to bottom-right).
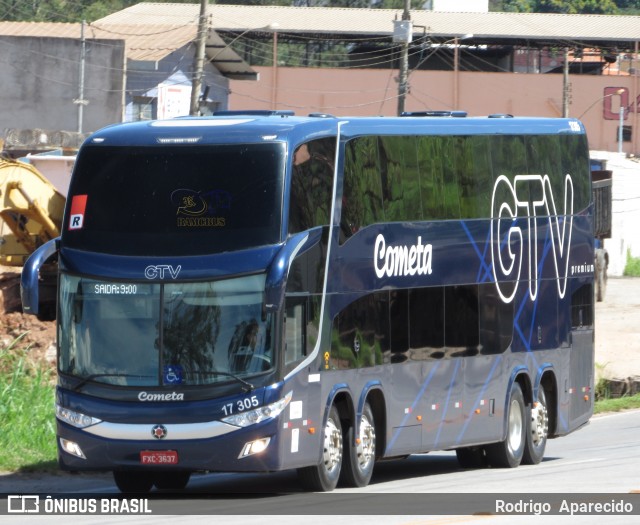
xmin=72 ymin=373 xmax=153 ymax=391
xmin=70 ymin=371 xmax=254 ymax=392
xmin=192 ymin=370 xmax=255 ymax=392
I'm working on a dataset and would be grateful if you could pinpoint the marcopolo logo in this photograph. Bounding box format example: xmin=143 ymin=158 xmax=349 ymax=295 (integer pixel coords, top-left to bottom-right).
xmin=373 ymin=234 xmax=433 ymax=278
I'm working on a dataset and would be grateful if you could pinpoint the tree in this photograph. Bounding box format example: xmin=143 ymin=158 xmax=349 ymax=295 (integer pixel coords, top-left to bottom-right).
xmin=490 ymin=0 xmax=624 ymax=12
xmin=536 ymin=0 xmax=618 ymax=14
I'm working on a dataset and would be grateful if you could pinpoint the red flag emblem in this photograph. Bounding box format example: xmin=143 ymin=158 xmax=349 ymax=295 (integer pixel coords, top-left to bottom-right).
xmin=68 ymin=195 xmax=88 ymax=230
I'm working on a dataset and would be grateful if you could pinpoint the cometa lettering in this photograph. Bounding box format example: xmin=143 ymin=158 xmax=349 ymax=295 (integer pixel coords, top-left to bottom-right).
xmin=138 ymin=391 xmax=184 ymax=402
xmin=374 ymin=234 xmax=433 ymax=278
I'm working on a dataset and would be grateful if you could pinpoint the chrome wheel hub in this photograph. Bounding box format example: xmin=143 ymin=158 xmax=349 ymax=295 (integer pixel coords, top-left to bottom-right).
xmin=323 ymin=417 xmax=342 ymax=474
xmin=356 ymin=414 xmax=376 ymax=470
xmin=530 ymin=400 xmax=548 ymax=446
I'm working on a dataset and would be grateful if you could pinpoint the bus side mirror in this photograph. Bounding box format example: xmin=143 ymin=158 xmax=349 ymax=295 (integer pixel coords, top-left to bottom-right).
xmin=21 ymin=237 xmax=59 ymax=316
xmin=264 ymin=229 xmax=322 ymax=313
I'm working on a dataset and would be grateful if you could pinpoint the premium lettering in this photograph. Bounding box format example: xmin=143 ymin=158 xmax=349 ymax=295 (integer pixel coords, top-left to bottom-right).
xmin=374 ymin=234 xmax=433 ymax=278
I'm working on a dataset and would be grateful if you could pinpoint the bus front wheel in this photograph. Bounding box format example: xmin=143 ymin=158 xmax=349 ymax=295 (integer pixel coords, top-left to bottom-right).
xmin=297 ymin=404 xmax=343 ymax=491
xmin=485 ymin=382 xmax=526 ymax=468
xmin=340 ymin=402 xmax=376 ymax=487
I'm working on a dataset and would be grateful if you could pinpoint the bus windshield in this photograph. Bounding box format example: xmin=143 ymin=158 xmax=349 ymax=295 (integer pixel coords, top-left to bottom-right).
xmin=62 ymin=143 xmax=285 ymax=256
xmin=58 ymin=273 xmax=274 ymax=387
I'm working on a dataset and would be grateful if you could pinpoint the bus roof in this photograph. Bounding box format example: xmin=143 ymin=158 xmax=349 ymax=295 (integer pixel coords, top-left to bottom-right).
xmin=85 ymin=113 xmax=585 ymax=148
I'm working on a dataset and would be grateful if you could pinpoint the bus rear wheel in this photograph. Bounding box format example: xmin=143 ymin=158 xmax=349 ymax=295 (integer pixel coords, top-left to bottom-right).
xmin=298 ymin=404 xmax=343 ymax=491
xmin=340 ymin=402 xmax=376 ymax=487
xmin=113 ymin=470 xmax=154 ymax=493
xmin=485 ymin=382 xmax=526 ymax=468
xmin=522 ymin=387 xmax=549 ymax=465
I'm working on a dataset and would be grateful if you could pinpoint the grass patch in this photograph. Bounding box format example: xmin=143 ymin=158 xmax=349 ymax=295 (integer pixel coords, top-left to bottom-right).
xmin=594 ymin=393 xmax=640 ymax=414
xmin=0 ymin=334 xmax=57 ymax=471
xmin=623 ymin=248 xmax=640 ymax=276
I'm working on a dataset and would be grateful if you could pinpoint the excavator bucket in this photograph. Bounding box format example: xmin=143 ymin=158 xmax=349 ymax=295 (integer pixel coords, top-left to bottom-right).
xmin=0 ymin=157 xmax=65 ymax=266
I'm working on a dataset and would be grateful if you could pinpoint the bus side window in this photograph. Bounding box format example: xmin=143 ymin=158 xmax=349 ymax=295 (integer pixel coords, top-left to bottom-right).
xmin=289 ymin=138 xmax=334 ymax=234
xmin=285 ymin=298 xmax=306 ymax=367
xmin=341 ymin=137 xmax=385 ymax=242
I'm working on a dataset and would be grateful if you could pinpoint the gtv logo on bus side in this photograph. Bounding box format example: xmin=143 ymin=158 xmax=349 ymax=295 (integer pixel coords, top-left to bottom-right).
xmin=491 ymin=174 xmax=573 ymax=304
xmin=144 ymin=265 xmax=182 ymax=279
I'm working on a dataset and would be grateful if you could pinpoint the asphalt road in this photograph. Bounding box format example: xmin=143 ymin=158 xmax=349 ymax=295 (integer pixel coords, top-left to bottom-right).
xmin=2 ymin=409 xmax=639 ymax=524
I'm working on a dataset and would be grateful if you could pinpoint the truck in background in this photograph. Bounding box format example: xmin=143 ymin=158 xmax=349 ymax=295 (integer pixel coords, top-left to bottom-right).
xmin=591 ymin=158 xmax=612 ymax=302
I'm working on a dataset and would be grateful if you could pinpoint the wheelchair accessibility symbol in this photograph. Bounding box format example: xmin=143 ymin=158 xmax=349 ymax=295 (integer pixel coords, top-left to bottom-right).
xmin=163 ymin=365 xmax=183 ymax=385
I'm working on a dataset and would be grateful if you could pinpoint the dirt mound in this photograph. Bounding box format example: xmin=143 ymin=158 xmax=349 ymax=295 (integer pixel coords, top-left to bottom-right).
xmin=0 ymin=266 xmax=22 ymax=313
xmin=0 ymin=311 xmax=56 ymax=363
xmin=0 ymin=267 xmax=56 ymax=365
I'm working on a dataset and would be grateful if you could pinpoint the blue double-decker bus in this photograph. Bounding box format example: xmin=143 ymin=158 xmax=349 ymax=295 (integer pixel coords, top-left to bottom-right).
xmin=21 ymin=111 xmax=594 ymax=493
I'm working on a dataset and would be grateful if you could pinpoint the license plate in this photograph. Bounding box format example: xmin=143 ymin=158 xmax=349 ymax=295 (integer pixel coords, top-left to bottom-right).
xmin=140 ymin=450 xmax=178 ymax=465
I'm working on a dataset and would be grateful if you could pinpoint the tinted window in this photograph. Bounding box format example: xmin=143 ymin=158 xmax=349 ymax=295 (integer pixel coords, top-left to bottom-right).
xmin=571 ymin=283 xmax=594 ymax=328
xmin=289 ymin=138 xmax=335 ymax=233
xmin=342 ymin=137 xmax=384 ymax=237
xmin=330 ymin=292 xmax=388 ymax=369
xmin=331 ymin=284 xmax=513 ymax=369
xmin=63 ymin=143 xmax=285 ymax=256
xmin=341 ymin=133 xmax=590 ymax=240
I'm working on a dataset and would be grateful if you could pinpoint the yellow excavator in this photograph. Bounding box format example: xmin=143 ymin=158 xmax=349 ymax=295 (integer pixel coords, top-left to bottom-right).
xmin=1 ymin=156 xmax=65 ymax=318
xmin=0 ymin=156 xmax=65 ymax=266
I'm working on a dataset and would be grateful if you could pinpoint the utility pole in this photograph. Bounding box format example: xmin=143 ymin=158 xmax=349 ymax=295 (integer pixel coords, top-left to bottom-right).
xmin=190 ymin=0 xmax=208 ymax=116
xmin=74 ymin=20 xmax=88 ymax=133
xmin=396 ymin=0 xmax=411 ymax=116
xmin=562 ymin=47 xmax=570 ymax=118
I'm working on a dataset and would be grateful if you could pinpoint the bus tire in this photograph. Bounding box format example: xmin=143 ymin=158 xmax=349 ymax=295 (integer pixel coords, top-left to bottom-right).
xmin=340 ymin=401 xmax=376 ymax=487
xmin=113 ymin=470 xmax=154 ymax=493
xmin=297 ymin=404 xmax=343 ymax=491
xmin=485 ymin=382 xmax=526 ymax=468
xmin=154 ymin=471 xmax=191 ymax=490
xmin=522 ymin=387 xmax=549 ymax=465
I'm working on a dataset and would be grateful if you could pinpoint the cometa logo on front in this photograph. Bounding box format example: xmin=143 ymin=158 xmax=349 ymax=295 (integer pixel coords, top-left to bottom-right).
xmin=138 ymin=391 xmax=185 ymax=401
xmin=374 ymin=234 xmax=433 ymax=278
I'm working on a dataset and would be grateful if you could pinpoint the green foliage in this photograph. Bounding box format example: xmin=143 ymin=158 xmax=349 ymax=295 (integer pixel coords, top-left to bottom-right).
xmin=594 ymin=376 xmax=611 ymax=400
xmin=490 ymin=0 xmax=535 ymax=11
xmin=536 ymin=0 xmax=618 ymax=14
xmin=491 ymin=0 xmax=636 ymax=13
xmin=623 ymin=249 xmax=640 ymax=276
xmin=0 ymin=336 xmax=57 ymax=471
xmin=594 ymin=393 xmax=640 ymax=413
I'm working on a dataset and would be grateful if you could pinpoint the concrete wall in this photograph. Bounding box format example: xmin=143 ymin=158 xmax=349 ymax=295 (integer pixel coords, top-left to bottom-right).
xmin=229 ymin=66 xmax=640 ymax=155
xmin=591 ymin=151 xmax=640 ymax=276
xmin=0 ymin=36 xmax=125 ymax=134
xmin=125 ymin=46 xmax=230 ymax=120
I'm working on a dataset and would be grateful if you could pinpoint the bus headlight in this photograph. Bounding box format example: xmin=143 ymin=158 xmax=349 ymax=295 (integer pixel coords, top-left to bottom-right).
xmin=222 ymin=391 xmax=292 ymax=428
xmin=56 ymin=404 xmax=102 ymax=429
xmin=60 ymin=438 xmax=87 ymax=459
xmin=239 ymin=437 xmax=271 ymax=458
